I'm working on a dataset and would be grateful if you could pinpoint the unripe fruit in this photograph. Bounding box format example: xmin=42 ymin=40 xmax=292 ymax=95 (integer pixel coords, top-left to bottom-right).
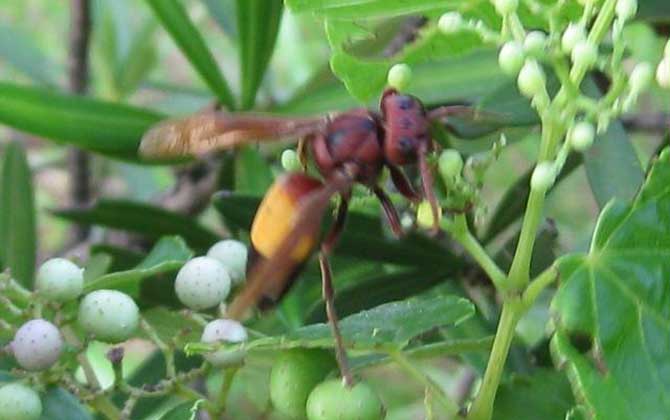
xmin=656 ymin=57 xmax=670 ymax=89
xmin=629 ymin=62 xmax=653 ymax=93
xmin=306 ymin=379 xmax=384 ymax=420
xmin=438 ymin=149 xmax=464 ymax=181
xmin=517 ymin=60 xmax=546 ymax=98
xmin=498 ymin=41 xmax=525 ymax=76
xmin=78 ymin=290 xmax=139 ymax=343
xmin=0 ymin=383 xmax=42 ymax=420
xmin=571 ymin=40 xmax=598 ymax=68
xmin=35 ymin=258 xmax=84 ymax=302
xmin=615 ymin=0 xmax=637 ymax=21
xmin=200 ymin=319 xmax=247 ymax=366
xmin=206 ymin=240 xmax=248 ymax=286
xmin=11 ymin=319 xmax=63 ymax=371
xmin=387 ymin=63 xmax=412 ymax=91
xmin=437 ymin=12 xmax=462 ymax=34
xmin=530 ymin=162 xmax=556 ymax=192
xmin=569 ymin=121 xmax=595 ymax=152
xmin=523 ymin=31 xmax=547 ymax=56
xmin=561 ymin=23 xmax=586 ymax=54
xmin=665 ymin=40 xmax=670 ymax=57
xmin=175 ymin=256 xmax=231 ymax=310
xmin=417 ymin=200 xmax=441 ymax=228
xmin=270 ymin=349 xmax=336 ymax=419
xmin=492 ymin=0 xmax=518 ymax=15
xmin=281 ymin=149 xmax=302 ymax=172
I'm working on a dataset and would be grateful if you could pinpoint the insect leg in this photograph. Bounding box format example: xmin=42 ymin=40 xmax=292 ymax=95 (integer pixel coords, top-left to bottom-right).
xmin=418 ymin=143 xmax=441 ymax=234
xmin=319 ymin=197 xmax=354 ymax=387
xmin=388 ymin=164 xmax=421 ymax=203
xmin=373 ymin=186 xmax=404 ymax=238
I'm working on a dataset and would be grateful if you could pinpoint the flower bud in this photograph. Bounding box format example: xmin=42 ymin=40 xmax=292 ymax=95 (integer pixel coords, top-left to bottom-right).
xmin=438 ymin=12 xmax=463 ymax=34
xmin=387 ymin=63 xmax=412 ymax=91
xmin=524 ymin=31 xmax=547 ymax=56
xmin=498 ymin=41 xmax=525 ymax=76
xmin=569 ymin=121 xmax=595 ymax=152
xmin=438 ymin=149 xmax=464 ymax=183
xmin=615 ymin=0 xmax=637 ymax=21
xmin=517 ymin=60 xmax=546 ymax=98
xmin=656 ymin=57 xmax=670 ymax=89
xmin=493 ymin=0 xmax=519 ymax=15
xmin=281 ymin=149 xmax=301 ymax=172
xmin=417 ymin=201 xmax=441 ymax=228
xmin=571 ymin=40 xmax=598 ymax=68
xmin=629 ymin=62 xmax=653 ymax=93
xmin=531 ymin=162 xmax=556 ymax=192
xmin=561 ymin=23 xmax=586 ymax=54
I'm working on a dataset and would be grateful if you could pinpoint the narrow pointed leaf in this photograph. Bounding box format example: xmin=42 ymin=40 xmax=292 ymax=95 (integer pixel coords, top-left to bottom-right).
xmin=236 ymin=0 xmax=283 ymax=109
xmin=146 ymin=0 xmax=235 ymax=109
xmin=0 ymin=142 xmax=36 ymax=287
xmin=0 ymin=83 xmax=163 ymax=159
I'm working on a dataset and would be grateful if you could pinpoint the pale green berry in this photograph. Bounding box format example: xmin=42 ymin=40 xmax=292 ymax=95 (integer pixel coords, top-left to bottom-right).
xmin=387 ymin=63 xmax=412 ymax=91
xmin=281 ymin=149 xmax=302 ymax=172
xmin=517 ymin=60 xmax=546 ymax=98
xmin=35 ymin=258 xmax=84 ymax=302
xmin=175 ymin=256 xmax=231 ymax=310
xmin=11 ymin=319 xmax=63 ymax=371
xmin=524 ymin=31 xmax=547 ymax=56
xmin=569 ymin=122 xmax=595 ymax=152
xmin=417 ymin=200 xmax=441 ymax=228
xmin=615 ymin=0 xmax=637 ymax=21
xmin=493 ymin=0 xmax=518 ymax=15
xmin=629 ymin=62 xmax=653 ymax=93
xmin=656 ymin=57 xmax=670 ymax=89
xmin=561 ymin=23 xmax=586 ymax=54
xmin=78 ymin=290 xmax=139 ymax=343
xmin=438 ymin=149 xmax=464 ymax=182
xmin=200 ymin=319 xmax=247 ymax=366
xmin=530 ymin=162 xmax=556 ymax=192
xmin=438 ymin=12 xmax=463 ymax=34
xmin=571 ymin=40 xmax=598 ymax=68
xmin=206 ymin=240 xmax=248 ymax=286
xmin=306 ymin=379 xmax=384 ymax=420
xmin=0 ymin=383 xmax=42 ymax=420
xmin=498 ymin=41 xmax=525 ymax=76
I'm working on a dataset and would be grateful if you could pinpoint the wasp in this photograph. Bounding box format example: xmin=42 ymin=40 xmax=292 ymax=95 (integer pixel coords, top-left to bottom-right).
xmin=140 ymin=88 xmax=478 ymax=384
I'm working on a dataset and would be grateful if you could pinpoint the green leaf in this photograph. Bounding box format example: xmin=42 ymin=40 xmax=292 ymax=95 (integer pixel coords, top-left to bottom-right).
xmin=236 ymin=0 xmax=283 ymax=109
xmin=234 ymin=147 xmax=273 ymax=195
xmin=581 ymin=79 xmax=644 ymax=209
xmin=159 ymin=401 xmax=198 ymax=420
xmin=212 ymin=193 xmax=450 ymax=267
xmin=199 ymin=294 xmax=474 ymax=353
xmin=84 ymin=236 xmax=192 ymax=295
xmin=492 ymin=369 xmax=574 ymax=420
xmin=145 ymin=0 xmax=235 ymax=109
xmin=51 ymin=199 xmax=219 ymax=251
xmin=287 ymin=0 xmax=464 ymax=19
xmin=551 ymin=148 xmax=670 ymax=419
xmin=0 ymin=142 xmax=36 ymax=287
xmin=0 ymin=83 xmax=163 ymax=159
xmin=0 ymin=23 xmax=59 ymax=85
xmin=141 ymin=307 xmax=201 ymax=347
xmin=40 ymin=387 xmax=92 ymax=420
xmin=116 ymin=21 xmax=159 ymax=97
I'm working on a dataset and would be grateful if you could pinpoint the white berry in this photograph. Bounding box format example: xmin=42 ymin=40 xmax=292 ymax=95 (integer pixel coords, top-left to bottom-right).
xmin=11 ymin=319 xmax=63 ymax=371
xmin=498 ymin=41 xmax=525 ymax=76
xmin=493 ymin=0 xmax=518 ymax=15
xmin=571 ymin=40 xmax=598 ymax=68
xmin=175 ymin=257 xmax=231 ymax=310
xmin=207 ymin=240 xmax=248 ymax=286
xmin=629 ymin=62 xmax=653 ymax=93
xmin=615 ymin=0 xmax=637 ymax=21
xmin=561 ymin=23 xmax=586 ymax=54
xmin=35 ymin=258 xmax=84 ymax=302
xmin=387 ymin=63 xmax=412 ymax=91
xmin=517 ymin=60 xmax=546 ymax=98
xmin=524 ymin=31 xmax=547 ymax=56
xmin=78 ymin=290 xmax=139 ymax=343
xmin=0 ymin=383 xmax=42 ymax=420
xmin=200 ymin=319 xmax=248 ymax=366
xmin=281 ymin=149 xmax=301 ymax=172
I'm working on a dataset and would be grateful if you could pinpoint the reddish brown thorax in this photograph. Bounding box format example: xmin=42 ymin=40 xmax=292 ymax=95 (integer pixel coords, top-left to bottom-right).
xmin=380 ymin=88 xmax=430 ymax=165
xmin=310 ymin=109 xmax=384 ymax=186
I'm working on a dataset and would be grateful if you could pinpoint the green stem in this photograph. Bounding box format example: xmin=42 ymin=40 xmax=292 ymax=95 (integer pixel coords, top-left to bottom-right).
xmin=450 ymin=216 xmax=507 ymax=291
xmin=522 ymin=265 xmax=559 ymax=309
xmin=466 ymin=301 xmax=522 ymax=420
xmin=140 ymin=318 xmax=176 ymax=378
xmin=389 ymin=350 xmax=460 ymax=416
xmin=90 ymin=396 xmax=123 ymax=420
